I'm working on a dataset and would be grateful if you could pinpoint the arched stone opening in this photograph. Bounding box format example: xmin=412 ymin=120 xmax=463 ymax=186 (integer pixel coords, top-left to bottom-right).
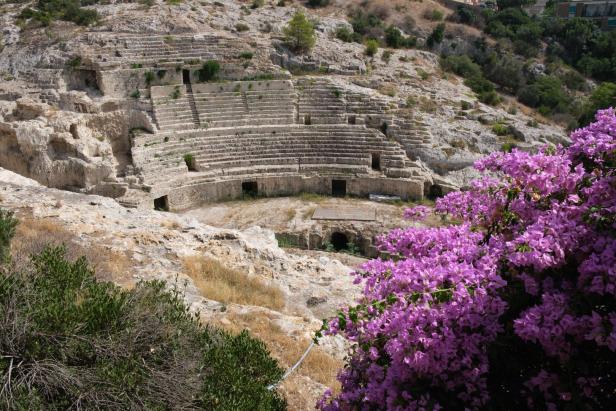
xmin=428 ymin=184 xmax=444 ymax=200
xmin=154 ymin=195 xmax=169 ymax=211
xmin=330 ymin=232 xmax=349 ymax=251
xmin=242 ymin=181 xmax=258 ymax=197
xmin=371 ymin=153 xmax=381 ymax=170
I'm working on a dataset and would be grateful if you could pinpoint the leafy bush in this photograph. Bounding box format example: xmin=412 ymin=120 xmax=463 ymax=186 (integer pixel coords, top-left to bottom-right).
xmin=492 ymin=122 xmax=509 ymax=135
xmin=319 ymin=109 xmax=616 ymax=410
xmin=455 ymin=5 xmax=477 ymax=25
xmin=0 ymin=211 xmax=285 ymax=409
xmin=440 ymin=55 xmax=482 ymax=78
xmin=235 ymin=23 xmax=249 ymax=32
xmin=483 ymin=54 xmax=525 ymax=93
xmin=334 ymin=25 xmax=357 ymax=43
xmin=365 ymin=39 xmax=378 ymax=57
xmin=381 ymin=50 xmax=392 ymax=63
xmin=198 ymin=60 xmax=220 ymax=82
xmin=427 ymin=23 xmax=445 ymax=48
xmin=129 ymin=89 xmax=141 ymax=99
xmin=349 ymin=9 xmax=384 ymax=38
xmin=517 ymin=75 xmax=570 ymax=114
xmin=384 ymin=25 xmax=415 ymax=49
xmin=170 ymin=86 xmax=181 ymax=99
xmin=0 ymin=209 xmax=17 ymax=264
xmin=66 ymin=56 xmax=81 ymax=68
xmin=283 ymin=11 xmax=316 ymax=53
xmin=424 ymin=9 xmax=444 ymax=21
xmin=578 ymin=82 xmax=616 ymax=126
xmin=144 ymin=70 xmax=155 ymax=85
xmin=19 ymin=0 xmax=100 ymax=26
xmin=239 ymin=51 xmax=254 ymax=59
xmin=467 ymin=75 xmax=496 ymax=97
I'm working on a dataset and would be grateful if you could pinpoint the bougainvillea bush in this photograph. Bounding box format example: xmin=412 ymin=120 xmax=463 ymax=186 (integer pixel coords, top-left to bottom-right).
xmin=318 ymin=109 xmax=616 ymax=410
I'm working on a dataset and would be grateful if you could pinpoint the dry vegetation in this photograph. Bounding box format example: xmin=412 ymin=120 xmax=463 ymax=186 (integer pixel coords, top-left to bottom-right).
xmin=216 ymin=311 xmax=342 ymax=410
xmin=340 ymin=0 xmax=482 ymax=37
xmin=10 ymin=212 xmax=133 ymax=286
xmin=183 ymin=255 xmax=286 ymax=310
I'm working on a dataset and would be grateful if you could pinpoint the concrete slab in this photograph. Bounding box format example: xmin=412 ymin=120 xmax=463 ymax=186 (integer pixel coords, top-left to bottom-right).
xmin=312 ymin=206 xmax=376 ymax=221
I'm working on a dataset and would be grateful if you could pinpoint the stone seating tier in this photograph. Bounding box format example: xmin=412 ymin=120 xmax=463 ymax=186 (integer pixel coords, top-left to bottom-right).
xmin=131 ymin=125 xmax=410 ymax=183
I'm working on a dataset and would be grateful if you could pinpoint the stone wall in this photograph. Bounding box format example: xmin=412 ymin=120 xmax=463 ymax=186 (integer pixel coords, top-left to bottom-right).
xmin=155 ymin=175 xmax=424 ymax=211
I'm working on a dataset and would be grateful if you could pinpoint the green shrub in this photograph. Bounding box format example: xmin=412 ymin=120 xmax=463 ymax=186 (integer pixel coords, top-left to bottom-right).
xmin=578 ymin=82 xmax=616 ymax=126
xmin=250 ymin=0 xmax=264 ymax=8
xmin=144 ymin=70 xmax=155 ymax=85
xmin=492 ymin=123 xmax=509 ymax=136
xmin=239 ymin=51 xmax=254 ymax=59
xmin=349 ymin=9 xmax=383 ymax=37
xmin=20 ymin=0 xmax=100 ymax=26
xmin=483 ymin=54 xmax=525 ymax=94
xmin=417 ymin=68 xmax=430 ymax=81
xmin=0 ymin=212 xmax=285 ymax=409
xmin=276 ymin=0 xmax=286 ymax=6
xmin=0 ymin=209 xmax=17 ymax=263
xmin=427 ymin=23 xmax=445 ymax=48
xmin=183 ymin=153 xmax=196 ymax=170
xmin=170 ymin=86 xmax=181 ymax=99
xmin=460 ymin=100 xmax=472 ymax=110
xmin=440 ymin=55 xmax=482 ymax=78
xmin=235 ymin=23 xmax=249 ymax=32
xmin=425 ymin=9 xmax=444 ymax=21
xmin=501 ymin=141 xmax=517 ymax=152
xmin=66 ymin=56 xmax=81 ymax=68
xmin=384 ymin=25 xmax=416 ymax=48
xmin=479 ymin=90 xmax=501 ymax=105
xmin=283 ymin=11 xmax=316 ymax=53
xmin=517 ymin=75 xmax=570 ymax=114
xmin=130 ymin=89 xmax=141 ymax=99
xmin=365 ymin=39 xmax=379 ymax=57
xmin=335 ymin=25 xmax=356 ymax=43
xmin=381 ymin=50 xmax=392 ymax=63
xmin=198 ymin=60 xmax=220 ymax=82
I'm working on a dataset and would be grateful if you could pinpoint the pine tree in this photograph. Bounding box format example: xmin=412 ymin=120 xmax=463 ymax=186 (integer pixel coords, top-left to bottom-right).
xmin=283 ymin=11 xmax=316 ymax=53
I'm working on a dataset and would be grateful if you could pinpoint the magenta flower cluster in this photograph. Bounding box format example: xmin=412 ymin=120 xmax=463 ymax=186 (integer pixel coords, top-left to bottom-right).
xmin=318 ymin=109 xmax=616 ymax=410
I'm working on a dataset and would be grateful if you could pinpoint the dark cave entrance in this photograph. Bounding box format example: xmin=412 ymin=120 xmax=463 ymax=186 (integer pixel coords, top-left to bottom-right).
xmin=182 ymin=69 xmax=191 ymax=85
xmin=371 ymin=153 xmax=381 ymax=171
xmin=331 ymin=179 xmax=346 ymax=197
xmin=330 ymin=232 xmax=349 ymax=252
xmin=428 ymin=184 xmax=444 ymax=200
xmin=154 ymin=195 xmax=169 ymax=211
xmin=68 ymin=69 xmax=100 ymax=93
xmin=242 ymin=181 xmax=258 ymax=197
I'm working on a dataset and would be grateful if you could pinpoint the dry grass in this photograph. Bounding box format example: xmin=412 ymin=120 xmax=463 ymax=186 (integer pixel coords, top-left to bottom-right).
xmin=302 ymin=206 xmax=317 ymax=220
xmin=285 ymin=208 xmax=296 ymax=222
xmin=160 ymin=219 xmax=181 ymax=229
xmin=182 ymin=255 xmax=285 ymax=310
xmin=378 ymin=83 xmax=398 ymax=97
xmin=297 ymin=192 xmax=327 ymax=203
xmin=218 ymin=311 xmax=342 ymax=390
xmin=11 ymin=213 xmax=133 ymax=286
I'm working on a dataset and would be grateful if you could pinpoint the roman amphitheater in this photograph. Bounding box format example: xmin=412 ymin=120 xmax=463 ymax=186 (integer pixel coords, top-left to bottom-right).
xmin=14 ymin=32 xmax=447 ymax=211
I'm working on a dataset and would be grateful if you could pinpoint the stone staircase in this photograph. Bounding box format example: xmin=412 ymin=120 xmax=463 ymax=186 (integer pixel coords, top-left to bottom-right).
xmin=295 ymin=78 xmax=346 ymax=125
xmin=389 ymin=113 xmax=433 ymax=156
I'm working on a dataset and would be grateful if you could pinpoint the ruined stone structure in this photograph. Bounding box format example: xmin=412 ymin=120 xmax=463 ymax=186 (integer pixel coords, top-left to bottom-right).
xmin=1 ymin=32 xmax=451 ymax=210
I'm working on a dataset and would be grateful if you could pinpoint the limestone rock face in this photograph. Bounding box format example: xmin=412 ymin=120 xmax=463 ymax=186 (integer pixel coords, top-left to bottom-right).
xmin=0 ymin=97 xmax=139 ymax=193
